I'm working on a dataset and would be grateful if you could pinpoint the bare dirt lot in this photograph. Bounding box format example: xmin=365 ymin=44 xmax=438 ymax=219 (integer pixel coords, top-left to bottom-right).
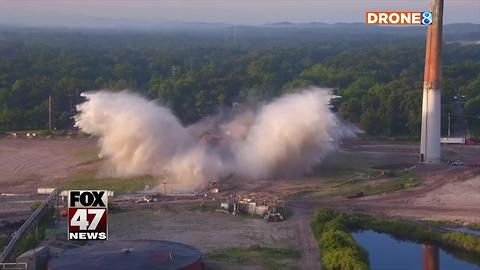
xmin=289 ymin=143 xmax=480 ymax=225
xmin=0 ymin=137 xmax=97 ymax=193
xmin=107 ymin=201 xmax=318 ymax=270
xmin=0 ymin=137 xmax=98 ymax=231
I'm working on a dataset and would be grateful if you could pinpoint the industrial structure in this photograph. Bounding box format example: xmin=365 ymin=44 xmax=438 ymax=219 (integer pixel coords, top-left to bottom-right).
xmin=420 ymin=0 xmax=444 ymax=163
xmin=47 ymin=240 xmax=202 ymax=270
xmin=219 ymin=193 xmax=286 ymax=221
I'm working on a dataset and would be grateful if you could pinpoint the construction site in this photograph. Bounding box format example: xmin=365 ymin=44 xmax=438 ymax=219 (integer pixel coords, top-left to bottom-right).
xmin=0 ymin=133 xmax=479 ymax=269
xmin=1 ymin=0 xmax=480 ymax=269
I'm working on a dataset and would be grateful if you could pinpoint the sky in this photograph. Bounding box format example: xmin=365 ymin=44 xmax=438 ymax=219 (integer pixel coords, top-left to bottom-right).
xmin=0 ymin=0 xmax=478 ymax=28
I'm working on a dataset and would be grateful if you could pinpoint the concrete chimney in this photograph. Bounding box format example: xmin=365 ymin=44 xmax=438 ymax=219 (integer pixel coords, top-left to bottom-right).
xmin=420 ymin=0 xmax=444 ymax=164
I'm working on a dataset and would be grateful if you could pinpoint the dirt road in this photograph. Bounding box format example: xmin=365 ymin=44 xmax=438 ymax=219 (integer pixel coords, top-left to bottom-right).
xmin=293 ymin=210 xmax=322 ymax=270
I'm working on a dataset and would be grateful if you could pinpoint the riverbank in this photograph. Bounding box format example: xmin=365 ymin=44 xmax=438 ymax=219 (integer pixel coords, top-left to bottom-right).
xmin=311 ymin=209 xmax=480 ymax=270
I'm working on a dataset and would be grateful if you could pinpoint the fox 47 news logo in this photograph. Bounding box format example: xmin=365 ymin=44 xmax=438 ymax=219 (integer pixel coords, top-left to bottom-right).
xmin=68 ymin=190 xmax=108 ymax=240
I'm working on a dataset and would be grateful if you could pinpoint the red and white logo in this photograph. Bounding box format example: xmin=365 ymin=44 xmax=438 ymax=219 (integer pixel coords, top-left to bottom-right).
xmin=68 ymin=190 xmax=108 ymax=240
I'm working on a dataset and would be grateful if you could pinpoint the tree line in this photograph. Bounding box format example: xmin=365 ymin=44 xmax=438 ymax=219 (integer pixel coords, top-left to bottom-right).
xmin=0 ymin=29 xmax=479 ymax=137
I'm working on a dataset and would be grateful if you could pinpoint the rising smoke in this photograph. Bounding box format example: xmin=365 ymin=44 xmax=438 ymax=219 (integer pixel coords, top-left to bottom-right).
xmin=75 ymin=87 xmax=349 ymax=192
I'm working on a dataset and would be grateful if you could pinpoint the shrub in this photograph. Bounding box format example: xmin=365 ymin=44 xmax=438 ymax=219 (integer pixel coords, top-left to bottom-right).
xmin=312 ymin=209 xmax=370 ymax=270
xmin=322 ymin=248 xmax=370 ymax=270
xmin=312 ymin=209 xmax=337 ymax=238
xmin=442 ymin=232 xmax=480 ymax=253
xmin=320 ymin=230 xmax=357 ymax=250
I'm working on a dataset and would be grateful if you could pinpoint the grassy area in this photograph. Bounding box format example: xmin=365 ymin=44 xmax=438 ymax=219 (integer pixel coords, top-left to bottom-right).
xmin=31 ymin=201 xmax=42 ymax=211
xmin=205 ymin=245 xmax=301 ymax=270
xmin=187 ymin=202 xmax=218 ymax=213
xmin=73 ymin=149 xmax=100 ymax=163
xmin=361 ymin=171 xmax=418 ymax=196
xmin=467 ymin=224 xmax=480 ymax=231
xmin=357 ymin=134 xmax=420 ymax=143
xmin=15 ymin=224 xmax=46 ymax=256
xmin=63 ymin=170 xmax=157 ymax=193
xmin=0 ymin=235 xmax=8 ymax=253
xmin=293 ymin=170 xmax=418 ymax=200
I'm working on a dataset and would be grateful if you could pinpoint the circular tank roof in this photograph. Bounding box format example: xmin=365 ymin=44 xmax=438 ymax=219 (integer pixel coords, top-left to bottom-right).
xmin=48 ymin=240 xmax=202 ymax=270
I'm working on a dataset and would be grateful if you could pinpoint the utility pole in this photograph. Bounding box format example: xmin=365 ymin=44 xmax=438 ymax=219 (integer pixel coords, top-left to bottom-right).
xmin=233 ymin=26 xmax=237 ymax=46
xmin=172 ymin=65 xmax=176 ymax=79
xmin=48 ymin=96 xmax=52 ymax=133
xmin=447 ymin=113 xmax=451 ymax=137
xmin=162 ymin=180 xmax=167 ymax=194
xmin=224 ymin=30 xmax=228 ymax=47
xmin=68 ymin=90 xmax=73 ymax=113
xmin=420 ymin=0 xmax=444 ymax=163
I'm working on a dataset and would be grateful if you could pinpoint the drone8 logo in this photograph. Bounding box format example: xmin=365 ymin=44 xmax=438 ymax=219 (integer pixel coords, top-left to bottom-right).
xmin=366 ymin=11 xmax=433 ymax=26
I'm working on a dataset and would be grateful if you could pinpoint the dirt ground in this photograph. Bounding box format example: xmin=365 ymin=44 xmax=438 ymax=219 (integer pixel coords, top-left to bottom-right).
xmin=107 ymin=202 xmax=317 ymax=270
xmin=0 ymin=137 xmax=98 ymax=234
xmin=109 ymin=204 xmax=295 ymax=250
xmin=1 ymin=137 xmax=480 ymax=269
xmin=0 ymin=137 xmax=97 ymax=193
xmin=289 ymin=143 xmax=480 ymax=225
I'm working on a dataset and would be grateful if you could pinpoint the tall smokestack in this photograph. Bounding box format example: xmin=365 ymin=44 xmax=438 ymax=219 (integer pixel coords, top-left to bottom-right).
xmin=420 ymin=0 xmax=444 ymax=164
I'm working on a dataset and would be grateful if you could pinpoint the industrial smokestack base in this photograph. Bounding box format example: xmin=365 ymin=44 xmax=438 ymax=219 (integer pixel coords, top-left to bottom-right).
xmin=420 ymin=82 xmax=441 ymax=164
xmin=420 ymin=0 xmax=444 ymax=164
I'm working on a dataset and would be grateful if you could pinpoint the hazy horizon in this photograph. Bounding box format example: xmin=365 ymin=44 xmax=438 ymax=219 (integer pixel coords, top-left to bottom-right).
xmin=0 ymin=0 xmax=478 ymax=29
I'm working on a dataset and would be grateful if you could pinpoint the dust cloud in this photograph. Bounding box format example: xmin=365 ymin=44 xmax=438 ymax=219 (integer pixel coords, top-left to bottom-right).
xmin=74 ymin=87 xmax=350 ymax=192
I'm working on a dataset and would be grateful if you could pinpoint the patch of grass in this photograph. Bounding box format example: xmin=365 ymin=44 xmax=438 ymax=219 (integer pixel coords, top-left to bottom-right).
xmin=441 ymin=233 xmax=480 ymax=254
xmin=295 ymin=171 xmax=418 ymax=200
xmin=361 ymin=172 xmax=418 ymax=196
xmin=0 ymin=235 xmax=8 ymax=253
xmin=31 ymin=201 xmax=42 ymax=211
xmin=73 ymin=149 xmax=99 ymax=163
xmin=426 ymin=219 xmax=458 ymax=228
xmin=63 ymin=170 xmax=157 ymax=193
xmin=14 ymin=207 xmax=53 ymax=256
xmin=466 ymin=224 xmax=480 ymax=231
xmin=15 ymin=225 xmax=46 ymax=256
xmin=206 ymin=245 xmax=301 ymax=270
xmin=188 ymin=202 xmax=217 ymax=212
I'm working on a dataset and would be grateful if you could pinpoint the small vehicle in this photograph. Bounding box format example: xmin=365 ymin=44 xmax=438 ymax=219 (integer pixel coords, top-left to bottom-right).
xmin=467 ymin=161 xmax=479 ymax=168
xmin=264 ymin=209 xmax=284 ymax=223
xmin=448 ymin=160 xmax=464 ymax=166
xmin=466 ymin=138 xmax=476 ymax=145
xmin=346 ymin=192 xmax=364 ymax=199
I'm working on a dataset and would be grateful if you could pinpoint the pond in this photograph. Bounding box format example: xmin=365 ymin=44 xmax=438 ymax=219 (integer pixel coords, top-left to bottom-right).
xmin=352 ymin=231 xmax=480 ymax=270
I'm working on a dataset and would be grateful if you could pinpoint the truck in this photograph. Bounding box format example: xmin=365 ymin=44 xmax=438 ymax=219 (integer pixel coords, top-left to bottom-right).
xmin=441 ymin=137 xmax=477 ymax=145
xmin=441 ymin=137 xmax=466 ymax=144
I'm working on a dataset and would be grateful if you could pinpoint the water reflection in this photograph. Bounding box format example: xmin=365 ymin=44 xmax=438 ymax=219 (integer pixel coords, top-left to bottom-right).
xmin=352 ymin=231 xmax=479 ymax=270
xmin=423 ymin=244 xmax=439 ymax=270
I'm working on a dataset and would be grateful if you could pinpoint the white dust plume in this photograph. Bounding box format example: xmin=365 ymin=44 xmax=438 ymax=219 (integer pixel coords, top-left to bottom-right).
xmin=74 ymin=87 xmax=349 ymax=192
